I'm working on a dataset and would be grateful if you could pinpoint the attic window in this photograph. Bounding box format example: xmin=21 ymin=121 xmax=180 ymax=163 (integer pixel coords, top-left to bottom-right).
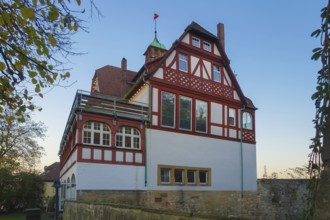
xmin=203 ymin=41 xmax=211 ymax=52
xmin=192 ymin=37 xmax=200 ymax=48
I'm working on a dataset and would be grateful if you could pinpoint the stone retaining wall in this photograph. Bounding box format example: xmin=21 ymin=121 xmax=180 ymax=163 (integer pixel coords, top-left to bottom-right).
xmin=64 ymin=179 xmax=309 ymax=220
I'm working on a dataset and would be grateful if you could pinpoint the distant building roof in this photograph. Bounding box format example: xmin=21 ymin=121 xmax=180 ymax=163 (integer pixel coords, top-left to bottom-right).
xmin=40 ymin=162 xmax=60 ymax=182
xmin=92 ymin=64 xmax=137 ymax=97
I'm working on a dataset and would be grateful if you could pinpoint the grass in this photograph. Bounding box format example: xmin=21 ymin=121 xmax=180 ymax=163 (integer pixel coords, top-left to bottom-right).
xmin=0 ymin=212 xmax=24 ymax=220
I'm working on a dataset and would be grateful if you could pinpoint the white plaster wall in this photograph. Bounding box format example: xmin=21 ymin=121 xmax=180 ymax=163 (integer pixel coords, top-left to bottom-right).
xmin=223 ymin=68 xmax=232 ymax=86
xmin=182 ymin=33 xmax=190 ymax=44
xmin=211 ymin=102 xmax=222 ymax=124
xmin=146 ymin=129 xmax=256 ymax=191
xmin=202 ymin=60 xmax=211 ymax=79
xmin=154 ymin=68 xmax=163 ymax=79
xmin=152 ymin=88 xmax=158 ymax=113
xmin=76 ymin=163 xmax=146 ymax=190
xmin=190 ymin=56 xmax=199 ymax=75
xmin=214 ymin=45 xmax=220 ymax=56
xmin=131 ymin=85 xmax=149 ymax=105
xmin=60 ymin=149 xmax=77 ymax=177
xmin=166 ymin=51 xmax=176 ymax=68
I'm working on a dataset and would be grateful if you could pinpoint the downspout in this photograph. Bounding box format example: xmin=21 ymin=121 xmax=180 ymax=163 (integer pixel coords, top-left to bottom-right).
xmin=240 ymin=105 xmax=246 ymax=198
xmin=142 ymin=66 xmax=151 ymax=187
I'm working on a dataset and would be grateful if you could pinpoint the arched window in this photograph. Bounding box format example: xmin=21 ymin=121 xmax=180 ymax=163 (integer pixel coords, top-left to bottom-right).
xmin=116 ymin=127 xmax=140 ymax=149
xmin=242 ymin=112 xmax=253 ymax=130
xmin=83 ymin=121 xmax=110 ymax=146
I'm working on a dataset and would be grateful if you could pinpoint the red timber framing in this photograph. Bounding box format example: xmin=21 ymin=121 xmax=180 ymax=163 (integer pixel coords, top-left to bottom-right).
xmin=59 ymin=90 xmax=148 ymax=174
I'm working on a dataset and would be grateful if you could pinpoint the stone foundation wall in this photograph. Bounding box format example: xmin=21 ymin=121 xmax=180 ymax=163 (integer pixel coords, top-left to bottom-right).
xmin=67 ymin=179 xmax=309 ymax=220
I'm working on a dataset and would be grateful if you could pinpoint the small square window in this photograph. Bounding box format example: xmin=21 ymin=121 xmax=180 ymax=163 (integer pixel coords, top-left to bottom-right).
xmin=203 ymin=41 xmax=211 ymax=52
xmin=192 ymin=37 xmax=200 ymax=48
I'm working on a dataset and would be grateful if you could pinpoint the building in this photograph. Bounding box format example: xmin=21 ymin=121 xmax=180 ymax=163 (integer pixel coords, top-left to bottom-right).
xmin=39 ymin=162 xmax=60 ymax=208
xmin=59 ymin=21 xmax=257 ymax=210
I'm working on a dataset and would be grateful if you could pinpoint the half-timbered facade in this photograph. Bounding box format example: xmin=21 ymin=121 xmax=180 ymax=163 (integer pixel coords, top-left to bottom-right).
xmin=59 ymin=21 xmax=257 ymax=206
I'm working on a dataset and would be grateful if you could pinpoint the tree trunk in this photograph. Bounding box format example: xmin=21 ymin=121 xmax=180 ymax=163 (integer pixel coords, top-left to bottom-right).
xmin=313 ymin=107 xmax=330 ymax=220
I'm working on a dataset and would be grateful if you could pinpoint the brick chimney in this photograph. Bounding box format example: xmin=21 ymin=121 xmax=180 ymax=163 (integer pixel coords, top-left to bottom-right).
xmin=121 ymin=57 xmax=127 ymax=71
xmin=217 ymin=23 xmax=225 ymax=49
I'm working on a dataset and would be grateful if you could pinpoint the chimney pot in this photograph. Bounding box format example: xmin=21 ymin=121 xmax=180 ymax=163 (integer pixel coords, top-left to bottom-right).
xmin=217 ymin=23 xmax=225 ymax=49
xmin=121 ymin=57 xmax=127 ymax=71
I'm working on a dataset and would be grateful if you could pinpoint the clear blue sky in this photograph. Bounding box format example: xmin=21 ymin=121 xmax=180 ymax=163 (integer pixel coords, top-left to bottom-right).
xmin=33 ymin=0 xmax=325 ymax=178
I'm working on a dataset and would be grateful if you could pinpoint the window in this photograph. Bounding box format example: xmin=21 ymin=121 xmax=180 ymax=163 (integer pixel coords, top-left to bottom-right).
xmin=178 ymin=53 xmax=188 ymax=72
xmin=213 ymin=65 xmax=221 ymax=82
xmin=83 ymin=121 xmax=110 ymax=146
xmin=192 ymin=37 xmax=200 ymax=48
xmin=174 ymin=169 xmax=184 ymax=184
xmin=229 ymin=108 xmax=236 ymax=126
xmin=195 ymin=100 xmax=207 ymax=133
xmin=203 ymin=41 xmax=211 ymax=52
xmin=199 ymin=170 xmax=208 ymax=185
xmin=160 ymin=168 xmax=171 ymax=184
xmin=187 ymin=170 xmax=196 ymax=184
xmin=179 ymin=96 xmax=192 ymax=130
xmin=161 ymin=92 xmax=175 ymax=127
xmin=243 ymin=112 xmax=253 ymax=130
xmin=116 ymin=127 xmax=140 ymax=149
xmin=158 ymin=165 xmax=211 ymax=186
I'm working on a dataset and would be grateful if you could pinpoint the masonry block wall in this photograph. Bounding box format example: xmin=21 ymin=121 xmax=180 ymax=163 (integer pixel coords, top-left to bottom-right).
xmin=68 ymin=179 xmax=309 ymax=220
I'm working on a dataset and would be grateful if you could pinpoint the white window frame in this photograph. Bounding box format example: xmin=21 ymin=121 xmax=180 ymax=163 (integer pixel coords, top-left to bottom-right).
xmin=195 ymin=100 xmax=208 ymax=133
xmin=192 ymin=37 xmax=200 ymax=48
xmin=213 ymin=65 xmax=221 ymax=82
xmin=203 ymin=41 xmax=211 ymax=52
xmin=161 ymin=91 xmax=176 ymax=128
xmin=229 ymin=108 xmax=236 ymax=126
xmin=116 ymin=126 xmax=141 ymax=149
xmin=179 ymin=96 xmax=192 ymax=130
xmin=242 ymin=112 xmax=253 ymax=130
xmin=160 ymin=168 xmax=171 ymax=184
xmin=178 ymin=53 xmax=188 ymax=72
xmin=82 ymin=121 xmax=110 ymax=146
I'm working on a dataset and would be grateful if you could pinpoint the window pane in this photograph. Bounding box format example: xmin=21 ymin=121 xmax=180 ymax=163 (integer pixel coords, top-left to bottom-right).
xmin=203 ymin=41 xmax=211 ymax=51
xmin=103 ymin=133 xmax=110 ymax=145
xmin=125 ymin=127 xmax=131 ymax=134
xmin=133 ymin=128 xmax=139 ymax=135
xmin=213 ymin=65 xmax=221 ymax=82
xmin=84 ymin=121 xmax=91 ymax=129
xmin=174 ymin=169 xmax=184 ymax=184
xmin=229 ymin=108 xmax=236 ymax=126
xmin=161 ymin=168 xmax=170 ymax=183
xmin=187 ymin=170 xmax=196 ymax=184
xmin=179 ymin=96 xmax=191 ymax=130
xmin=133 ymin=137 xmax=140 ymax=149
xmin=83 ymin=131 xmax=91 ymax=143
xmin=116 ymin=135 xmax=122 ymax=147
xmin=196 ymin=100 xmax=207 ymax=132
xmin=243 ymin=112 xmax=252 ymax=129
xmin=103 ymin=125 xmax=110 ymax=131
xmin=192 ymin=37 xmax=200 ymax=47
xmin=199 ymin=170 xmax=208 ymax=184
xmin=179 ymin=54 xmax=188 ymax=72
xmin=94 ymin=132 xmax=100 ymax=145
xmin=94 ymin=122 xmax=101 ymax=130
xmin=125 ymin=136 xmax=131 ymax=148
xmin=161 ymin=92 xmax=175 ymax=127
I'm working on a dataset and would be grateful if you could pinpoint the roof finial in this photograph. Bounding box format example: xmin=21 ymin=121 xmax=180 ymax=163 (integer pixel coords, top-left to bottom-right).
xmin=154 ymin=13 xmax=159 ymax=38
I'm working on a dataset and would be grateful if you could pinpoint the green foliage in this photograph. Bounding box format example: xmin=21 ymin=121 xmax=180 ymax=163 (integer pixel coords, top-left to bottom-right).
xmin=0 ymin=109 xmax=46 ymax=171
xmin=0 ymin=168 xmax=44 ymax=213
xmin=0 ymin=0 xmax=85 ymax=123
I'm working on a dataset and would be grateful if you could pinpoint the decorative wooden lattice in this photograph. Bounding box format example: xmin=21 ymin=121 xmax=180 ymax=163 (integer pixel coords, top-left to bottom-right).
xmin=164 ymin=68 xmax=233 ymax=100
xmin=243 ymin=130 xmax=255 ymax=142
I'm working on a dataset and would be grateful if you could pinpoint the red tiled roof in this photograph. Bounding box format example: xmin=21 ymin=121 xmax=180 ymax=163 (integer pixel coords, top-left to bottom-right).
xmin=92 ymin=65 xmax=137 ymax=97
xmin=40 ymin=162 xmax=60 ymax=181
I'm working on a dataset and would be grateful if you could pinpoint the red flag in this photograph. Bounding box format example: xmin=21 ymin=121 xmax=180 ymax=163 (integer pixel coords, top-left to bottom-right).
xmin=154 ymin=13 xmax=159 ymax=20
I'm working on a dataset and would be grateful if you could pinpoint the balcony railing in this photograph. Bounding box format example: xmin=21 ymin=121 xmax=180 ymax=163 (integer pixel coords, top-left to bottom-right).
xmin=59 ymin=90 xmax=149 ymax=155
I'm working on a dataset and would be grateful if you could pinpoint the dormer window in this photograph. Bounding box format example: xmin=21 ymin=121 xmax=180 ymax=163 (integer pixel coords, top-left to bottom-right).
xmin=203 ymin=41 xmax=211 ymax=52
xmin=192 ymin=37 xmax=200 ymax=48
